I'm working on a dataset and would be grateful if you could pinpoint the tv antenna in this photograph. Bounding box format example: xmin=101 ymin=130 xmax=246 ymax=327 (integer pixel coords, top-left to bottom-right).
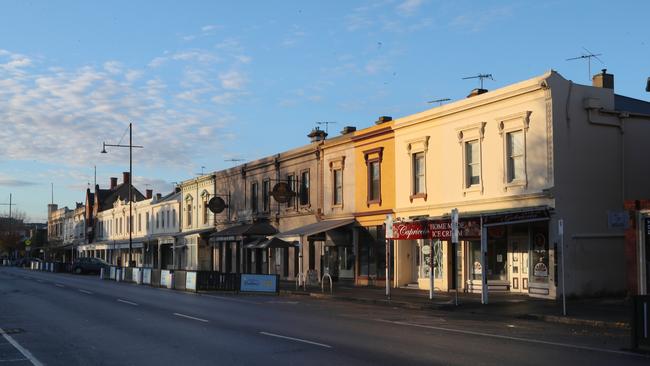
xmin=427 ymin=98 xmax=451 ymax=106
xmin=566 ymin=47 xmax=604 ymax=81
xmin=195 ymin=166 xmax=206 ymax=176
xmin=316 ymin=121 xmax=337 ymax=135
xmin=0 ymin=194 xmax=16 ymax=219
xmin=462 ymin=74 xmax=493 ymax=89
xmin=224 ymin=158 xmax=244 ymax=166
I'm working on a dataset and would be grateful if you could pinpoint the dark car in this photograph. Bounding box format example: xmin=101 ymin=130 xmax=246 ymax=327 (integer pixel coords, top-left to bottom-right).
xmin=15 ymin=257 xmax=42 ymax=267
xmin=72 ymin=257 xmax=110 ymax=274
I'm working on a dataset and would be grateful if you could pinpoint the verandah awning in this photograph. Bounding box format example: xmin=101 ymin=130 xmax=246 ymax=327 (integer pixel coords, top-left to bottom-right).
xmin=274 ymin=218 xmax=355 ymax=242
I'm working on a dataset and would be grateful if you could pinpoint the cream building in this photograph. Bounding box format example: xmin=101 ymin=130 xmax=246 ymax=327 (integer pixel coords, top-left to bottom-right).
xmin=392 ymin=70 xmax=650 ymax=299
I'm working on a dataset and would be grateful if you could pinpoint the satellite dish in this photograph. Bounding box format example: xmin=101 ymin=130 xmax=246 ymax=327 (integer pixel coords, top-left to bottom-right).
xmin=208 ymin=196 xmax=226 ymax=213
xmin=271 ymin=182 xmax=295 ymax=203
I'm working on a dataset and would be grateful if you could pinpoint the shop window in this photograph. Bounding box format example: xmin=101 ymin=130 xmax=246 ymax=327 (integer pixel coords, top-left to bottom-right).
xmin=359 ymin=226 xmax=387 ymax=278
xmin=468 ymin=227 xmax=508 ymax=281
xmin=418 ymin=239 xmax=444 ymax=279
xmin=531 ymin=222 xmax=549 ymax=283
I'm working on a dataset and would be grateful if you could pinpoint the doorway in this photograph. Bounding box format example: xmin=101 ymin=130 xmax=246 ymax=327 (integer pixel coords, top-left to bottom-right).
xmin=508 ymin=235 xmax=529 ymax=293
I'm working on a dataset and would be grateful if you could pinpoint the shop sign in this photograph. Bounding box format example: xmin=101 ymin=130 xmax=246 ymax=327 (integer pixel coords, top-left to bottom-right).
xmin=240 ymin=274 xmax=278 ymax=293
xmin=483 ymin=209 xmax=549 ymax=225
xmin=428 ymin=218 xmax=481 ymax=240
xmin=391 ymin=221 xmax=429 ymax=239
xmin=533 ymin=262 xmax=548 ymax=277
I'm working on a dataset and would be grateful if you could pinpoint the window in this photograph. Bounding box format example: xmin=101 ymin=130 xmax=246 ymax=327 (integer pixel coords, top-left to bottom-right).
xmin=251 ymin=182 xmax=258 ymax=213
xmin=186 ymin=204 xmax=192 ymax=227
xmin=300 ymin=171 xmax=309 ymax=206
xmin=287 ymin=174 xmax=296 ymax=208
xmin=138 ymin=214 xmax=141 ymax=232
xmin=167 ymin=210 xmax=170 ymax=229
xmin=333 ymin=169 xmax=342 ymax=206
xmin=368 ymin=161 xmax=380 ymax=203
xmin=506 ymin=130 xmax=524 ymax=183
xmin=412 ymin=152 xmax=425 ymax=195
xmin=145 ymin=212 xmax=149 ymax=231
xmin=161 ymin=210 xmax=165 ymax=228
xmin=465 ymin=140 xmax=480 ymax=187
xmin=172 ymin=209 xmax=176 ymax=227
xmin=262 ymin=179 xmax=270 ymax=212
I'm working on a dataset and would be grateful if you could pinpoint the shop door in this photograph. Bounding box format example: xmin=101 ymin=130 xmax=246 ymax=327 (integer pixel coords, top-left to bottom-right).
xmin=508 ymin=237 xmax=529 ymax=293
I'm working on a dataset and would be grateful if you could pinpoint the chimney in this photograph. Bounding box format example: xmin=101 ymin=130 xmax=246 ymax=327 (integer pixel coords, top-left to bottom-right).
xmin=110 ymin=177 xmax=118 ymax=189
xmin=146 ymin=189 xmax=153 ymax=199
xmin=645 ymin=77 xmax=649 ymax=92
xmin=156 ymin=193 xmax=162 ymax=200
xmin=467 ymin=88 xmax=488 ymax=98
xmin=341 ymin=126 xmax=357 ymax=135
xmin=122 ymin=172 xmax=130 ymax=184
xmin=307 ymin=127 xmax=328 ymax=142
xmin=175 ymin=186 xmax=181 ymax=193
xmin=375 ymin=116 xmax=392 ymax=125
xmin=592 ymin=69 xmax=614 ymax=90
xmin=47 ymin=204 xmax=58 ymax=215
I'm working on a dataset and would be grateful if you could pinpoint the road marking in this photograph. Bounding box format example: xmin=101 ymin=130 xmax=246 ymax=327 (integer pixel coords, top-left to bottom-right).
xmin=36 ymin=280 xmax=44 ymax=283
xmin=202 ymin=294 xmax=260 ymax=304
xmin=117 ymin=299 xmax=138 ymax=306
xmin=173 ymin=313 xmax=209 ymax=323
xmin=0 ymin=358 xmax=29 ymax=362
xmin=375 ymin=319 xmax=649 ymax=358
xmin=78 ymin=289 xmax=93 ymax=295
xmin=259 ymin=331 xmax=332 ymax=349
xmin=0 ymin=327 xmax=44 ymax=366
xmin=55 ymin=284 xmax=65 ymax=288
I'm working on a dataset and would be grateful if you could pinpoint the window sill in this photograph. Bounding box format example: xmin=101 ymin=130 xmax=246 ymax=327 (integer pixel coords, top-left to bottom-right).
xmin=409 ymin=193 xmax=427 ymax=202
xmin=366 ymin=199 xmax=381 ymax=207
xmin=504 ymin=180 xmax=527 ymax=191
xmin=463 ymin=185 xmax=482 ymax=196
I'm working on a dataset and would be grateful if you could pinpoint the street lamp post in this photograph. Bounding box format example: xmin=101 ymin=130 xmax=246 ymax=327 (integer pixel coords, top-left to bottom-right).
xmin=101 ymin=122 xmax=143 ymax=267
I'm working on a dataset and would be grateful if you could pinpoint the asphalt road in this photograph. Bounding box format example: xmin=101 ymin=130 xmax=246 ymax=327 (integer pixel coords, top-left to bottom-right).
xmin=0 ymin=267 xmax=646 ymax=366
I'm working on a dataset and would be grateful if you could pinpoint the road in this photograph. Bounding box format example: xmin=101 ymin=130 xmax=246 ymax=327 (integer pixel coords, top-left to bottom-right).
xmin=0 ymin=266 xmax=646 ymax=366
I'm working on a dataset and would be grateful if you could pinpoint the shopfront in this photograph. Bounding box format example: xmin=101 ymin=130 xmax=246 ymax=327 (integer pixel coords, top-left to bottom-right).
xmin=392 ymin=208 xmax=552 ymax=298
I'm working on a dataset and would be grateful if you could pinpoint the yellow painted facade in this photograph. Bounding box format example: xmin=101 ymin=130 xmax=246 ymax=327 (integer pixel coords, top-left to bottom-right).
xmin=352 ymin=120 xmax=395 ymax=286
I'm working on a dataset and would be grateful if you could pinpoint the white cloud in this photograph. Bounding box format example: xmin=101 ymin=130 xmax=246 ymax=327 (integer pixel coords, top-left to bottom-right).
xmin=450 ymin=6 xmax=513 ymax=32
xmin=397 ymin=0 xmax=423 ymax=15
xmin=219 ymin=70 xmax=247 ymax=90
xmin=0 ymin=49 xmax=234 ymax=169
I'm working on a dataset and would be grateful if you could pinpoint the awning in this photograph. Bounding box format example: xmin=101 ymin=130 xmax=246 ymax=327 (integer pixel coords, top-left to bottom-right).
xmin=275 ymin=218 xmax=355 ymax=242
xmin=243 ymin=237 xmax=266 ymax=249
xmin=256 ymin=237 xmax=298 ymax=249
xmin=210 ymin=222 xmax=278 ymax=242
xmin=176 ymin=227 xmax=215 ymax=238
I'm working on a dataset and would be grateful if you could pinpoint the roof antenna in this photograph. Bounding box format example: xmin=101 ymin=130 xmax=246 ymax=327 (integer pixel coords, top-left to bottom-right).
xmin=224 ymin=158 xmax=245 ymax=166
xmin=195 ymin=166 xmax=206 ymax=176
xmin=566 ymin=47 xmax=604 ymax=82
xmin=427 ymin=98 xmax=451 ymax=106
xmin=316 ymin=121 xmax=337 ymax=135
xmin=462 ymin=74 xmax=493 ymax=89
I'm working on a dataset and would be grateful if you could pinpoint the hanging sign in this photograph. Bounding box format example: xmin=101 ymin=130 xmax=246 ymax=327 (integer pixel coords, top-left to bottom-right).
xmin=391 ymin=221 xmax=430 ymax=240
xmin=391 ymin=218 xmax=480 ymax=240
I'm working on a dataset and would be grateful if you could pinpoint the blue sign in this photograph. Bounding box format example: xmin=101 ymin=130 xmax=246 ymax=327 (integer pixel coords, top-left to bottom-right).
xmin=240 ymin=274 xmax=278 ymax=293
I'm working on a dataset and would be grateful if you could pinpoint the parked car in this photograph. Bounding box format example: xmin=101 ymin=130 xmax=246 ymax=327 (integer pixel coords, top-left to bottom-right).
xmin=71 ymin=257 xmax=110 ymax=274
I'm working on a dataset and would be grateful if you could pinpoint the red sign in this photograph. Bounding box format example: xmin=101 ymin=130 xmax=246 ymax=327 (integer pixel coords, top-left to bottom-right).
xmin=391 ymin=218 xmax=480 ymax=240
xmin=391 ymin=221 xmax=429 ymax=240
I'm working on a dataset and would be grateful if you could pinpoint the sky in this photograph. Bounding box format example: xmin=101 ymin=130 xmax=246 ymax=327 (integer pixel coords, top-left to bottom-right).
xmin=0 ymin=0 xmax=648 ymax=222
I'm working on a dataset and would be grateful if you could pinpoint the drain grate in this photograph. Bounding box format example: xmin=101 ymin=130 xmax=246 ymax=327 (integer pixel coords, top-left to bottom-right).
xmin=0 ymin=328 xmax=24 ymax=335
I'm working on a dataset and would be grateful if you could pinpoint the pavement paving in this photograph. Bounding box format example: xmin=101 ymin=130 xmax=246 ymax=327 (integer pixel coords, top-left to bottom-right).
xmin=281 ymin=280 xmax=632 ymax=329
xmin=1 ymin=267 xmax=647 ymax=365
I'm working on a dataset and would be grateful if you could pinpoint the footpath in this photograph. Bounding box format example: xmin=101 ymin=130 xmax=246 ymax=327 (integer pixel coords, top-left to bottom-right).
xmin=279 ymin=281 xmax=631 ymax=330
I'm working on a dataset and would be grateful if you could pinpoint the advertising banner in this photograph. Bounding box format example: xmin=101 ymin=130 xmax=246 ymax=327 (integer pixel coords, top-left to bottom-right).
xmin=161 ymin=270 xmax=172 ymax=288
xmin=240 ymin=274 xmax=278 ymax=293
xmin=185 ymin=271 xmax=197 ymax=291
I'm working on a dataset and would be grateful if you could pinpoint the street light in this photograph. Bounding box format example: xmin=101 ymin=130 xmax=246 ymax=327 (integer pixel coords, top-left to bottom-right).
xmin=101 ymin=122 xmax=143 ymax=267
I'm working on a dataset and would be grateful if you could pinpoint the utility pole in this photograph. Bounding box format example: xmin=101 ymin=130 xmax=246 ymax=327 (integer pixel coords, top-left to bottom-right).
xmin=0 ymin=194 xmax=15 ymax=219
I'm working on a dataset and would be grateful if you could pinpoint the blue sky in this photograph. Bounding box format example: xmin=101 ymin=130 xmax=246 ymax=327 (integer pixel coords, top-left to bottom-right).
xmin=1 ymin=0 xmax=648 ymax=222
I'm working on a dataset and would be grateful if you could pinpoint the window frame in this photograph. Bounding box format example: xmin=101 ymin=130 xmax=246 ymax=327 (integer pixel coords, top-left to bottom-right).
xmin=497 ymin=111 xmax=531 ymax=190
xmin=299 ymin=170 xmax=310 ymax=207
xmin=333 ymin=168 xmax=343 ymax=207
xmin=457 ymin=122 xmax=486 ymax=196
xmin=364 ymin=147 xmax=383 ymax=206
xmin=262 ymin=178 xmax=271 ymax=213
xmin=250 ymin=181 xmax=259 ymax=213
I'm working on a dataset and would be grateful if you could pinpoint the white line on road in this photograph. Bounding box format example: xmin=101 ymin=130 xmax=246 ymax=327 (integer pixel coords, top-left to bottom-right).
xmin=117 ymin=299 xmax=138 ymax=306
xmin=0 ymin=327 xmax=44 ymax=366
xmin=35 ymin=280 xmax=44 ymax=283
xmin=78 ymin=289 xmax=93 ymax=295
xmin=375 ymin=319 xmax=649 ymax=358
xmin=259 ymin=331 xmax=332 ymax=349
xmin=173 ymin=313 xmax=209 ymax=323
xmin=55 ymin=283 xmax=65 ymax=288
